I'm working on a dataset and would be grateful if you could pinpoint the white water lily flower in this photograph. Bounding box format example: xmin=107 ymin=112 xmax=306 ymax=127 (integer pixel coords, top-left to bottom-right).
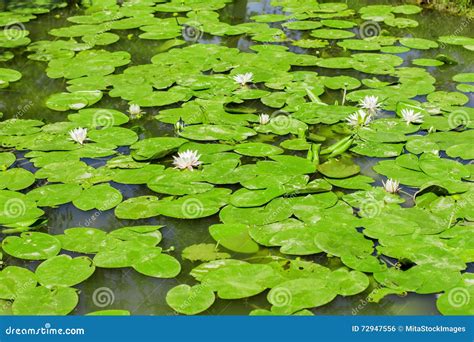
xmin=346 ymin=110 xmax=372 ymax=127
xmin=401 ymin=108 xmax=424 ymax=125
xmin=233 ymin=72 xmax=254 ymax=86
xmin=173 ymin=150 xmax=202 ymax=171
xmin=359 ymin=95 xmax=381 ymax=114
xmin=69 ymin=127 xmax=88 ymax=145
xmin=259 ymin=114 xmax=270 ymax=125
xmin=128 ymin=103 xmax=144 ymax=118
xmin=383 ymin=178 xmax=400 ymax=194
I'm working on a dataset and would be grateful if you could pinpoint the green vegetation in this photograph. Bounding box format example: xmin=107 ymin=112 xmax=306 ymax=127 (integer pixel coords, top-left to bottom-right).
xmin=0 ymin=0 xmax=472 ymax=317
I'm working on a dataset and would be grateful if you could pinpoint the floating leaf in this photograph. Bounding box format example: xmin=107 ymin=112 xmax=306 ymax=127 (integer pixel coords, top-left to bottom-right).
xmin=36 ymin=255 xmax=95 ymax=287
xmin=166 ymin=284 xmax=215 ymax=315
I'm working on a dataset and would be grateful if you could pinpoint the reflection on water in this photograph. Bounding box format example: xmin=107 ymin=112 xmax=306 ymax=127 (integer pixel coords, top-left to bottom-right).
xmin=0 ymin=0 xmax=472 ymax=315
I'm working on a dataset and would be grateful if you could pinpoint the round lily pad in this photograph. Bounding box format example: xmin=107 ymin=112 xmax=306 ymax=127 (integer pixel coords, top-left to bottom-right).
xmin=2 ymin=232 xmax=61 ymax=260
xmin=234 ymin=143 xmax=283 ymax=157
xmin=268 ymin=278 xmax=337 ymax=314
xmin=132 ymin=250 xmax=181 ymax=278
xmin=209 ymin=223 xmax=259 ymax=254
xmin=202 ymin=263 xmax=279 ymax=299
xmin=27 ymin=184 xmax=83 ymax=207
xmin=36 ymin=255 xmax=95 ymax=287
xmin=12 ymin=286 xmax=78 ymax=315
xmin=166 ymin=284 xmax=215 ymax=315
xmin=0 ymin=266 xmax=37 ymax=300
xmin=318 ymin=157 xmax=360 ymax=178
xmin=182 ymin=244 xmax=230 ymax=262
xmin=311 ymin=28 xmax=355 ymax=40
xmin=57 ymin=227 xmax=107 ymax=254
xmin=72 ymin=184 xmax=123 ymax=211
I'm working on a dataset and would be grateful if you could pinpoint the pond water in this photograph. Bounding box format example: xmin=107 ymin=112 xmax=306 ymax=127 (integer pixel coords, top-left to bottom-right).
xmin=0 ymin=0 xmax=472 ymax=316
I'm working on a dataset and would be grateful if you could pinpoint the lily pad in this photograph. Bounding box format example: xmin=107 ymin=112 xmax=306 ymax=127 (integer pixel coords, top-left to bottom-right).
xmin=182 ymin=244 xmax=230 ymax=262
xmin=318 ymin=157 xmax=360 ymax=178
xmin=72 ymin=184 xmax=122 ymax=211
xmin=12 ymin=286 xmax=78 ymax=315
xmin=166 ymin=284 xmax=215 ymax=315
xmin=2 ymin=232 xmax=61 ymax=260
xmin=209 ymin=224 xmax=259 ymax=254
xmin=36 ymin=255 xmax=95 ymax=287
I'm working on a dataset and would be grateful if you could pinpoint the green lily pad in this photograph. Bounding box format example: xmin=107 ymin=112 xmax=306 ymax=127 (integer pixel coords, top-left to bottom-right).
xmin=412 ymin=58 xmax=444 ymax=67
xmin=399 ymin=38 xmax=438 ymax=50
xmin=86 ymin=310 xmax=131 ymax=316
xmin=115 ymin=196 xmax=161 ymax=220
xmin=46 ymin=90 xmax=103 ymax=111
xmin=0 ymin=168 xmax=35 ymax=191
xmin=268 ymin=278 xmax=336 ymax=314
xmin=72 ymin=184 xmax=122 ymax=211
xmin=453 ymin=73 xmax=474 ymax=83
xmin=0 ymin=152 xmax=15 ymax=169
xmin=202 ymin=263 xmax=280 ymax=299
xmin=234 ymin=143 xmax=283 ymax=157
xmin=27 ymin=184 xmax=82 ymax=207
xmin=0 ymin=266 xmax=37 ymax=300
xmin=209 ymin=223 xmax=259 ymax=254
xmin=180 ymin=124 xmax=256 ymax=141
xmin=0 ymin=68 xmax=22 ymax=88
xmin=12 ymin=286 xmax=78 ymax=315
xmin=2 ymin=232 xmax=61 ymax=260
xmin=108 ymin=225 xmax=163 ymax=247
xmin=436 ymin=274 xmax=474 ymax=315
xmin=311 ymin=29 xmax=355 ymax=40
xmin=318 ymin=157 xmax=360 ymax=178
xmin=337 ymin=39 xmax=381 ymax=51
xmin=166 ymin=284 xmax=215 ymax=315
xmin=93 ymin=240 xmax=155 ymax=268
xmin=182 ymin=244 xmax=230 ymax=262
xmin=57 ymin=227 xmax=107 ymax=254
xmin=68 ymin=108 xmax=129 ymax=127
xmin=131 ymin=137 xmax=187 ymax=161
xmin=36 ymin=255 xmax=95 ymax=287
xmin=132 ymin=250 xmax=181 ymax=278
